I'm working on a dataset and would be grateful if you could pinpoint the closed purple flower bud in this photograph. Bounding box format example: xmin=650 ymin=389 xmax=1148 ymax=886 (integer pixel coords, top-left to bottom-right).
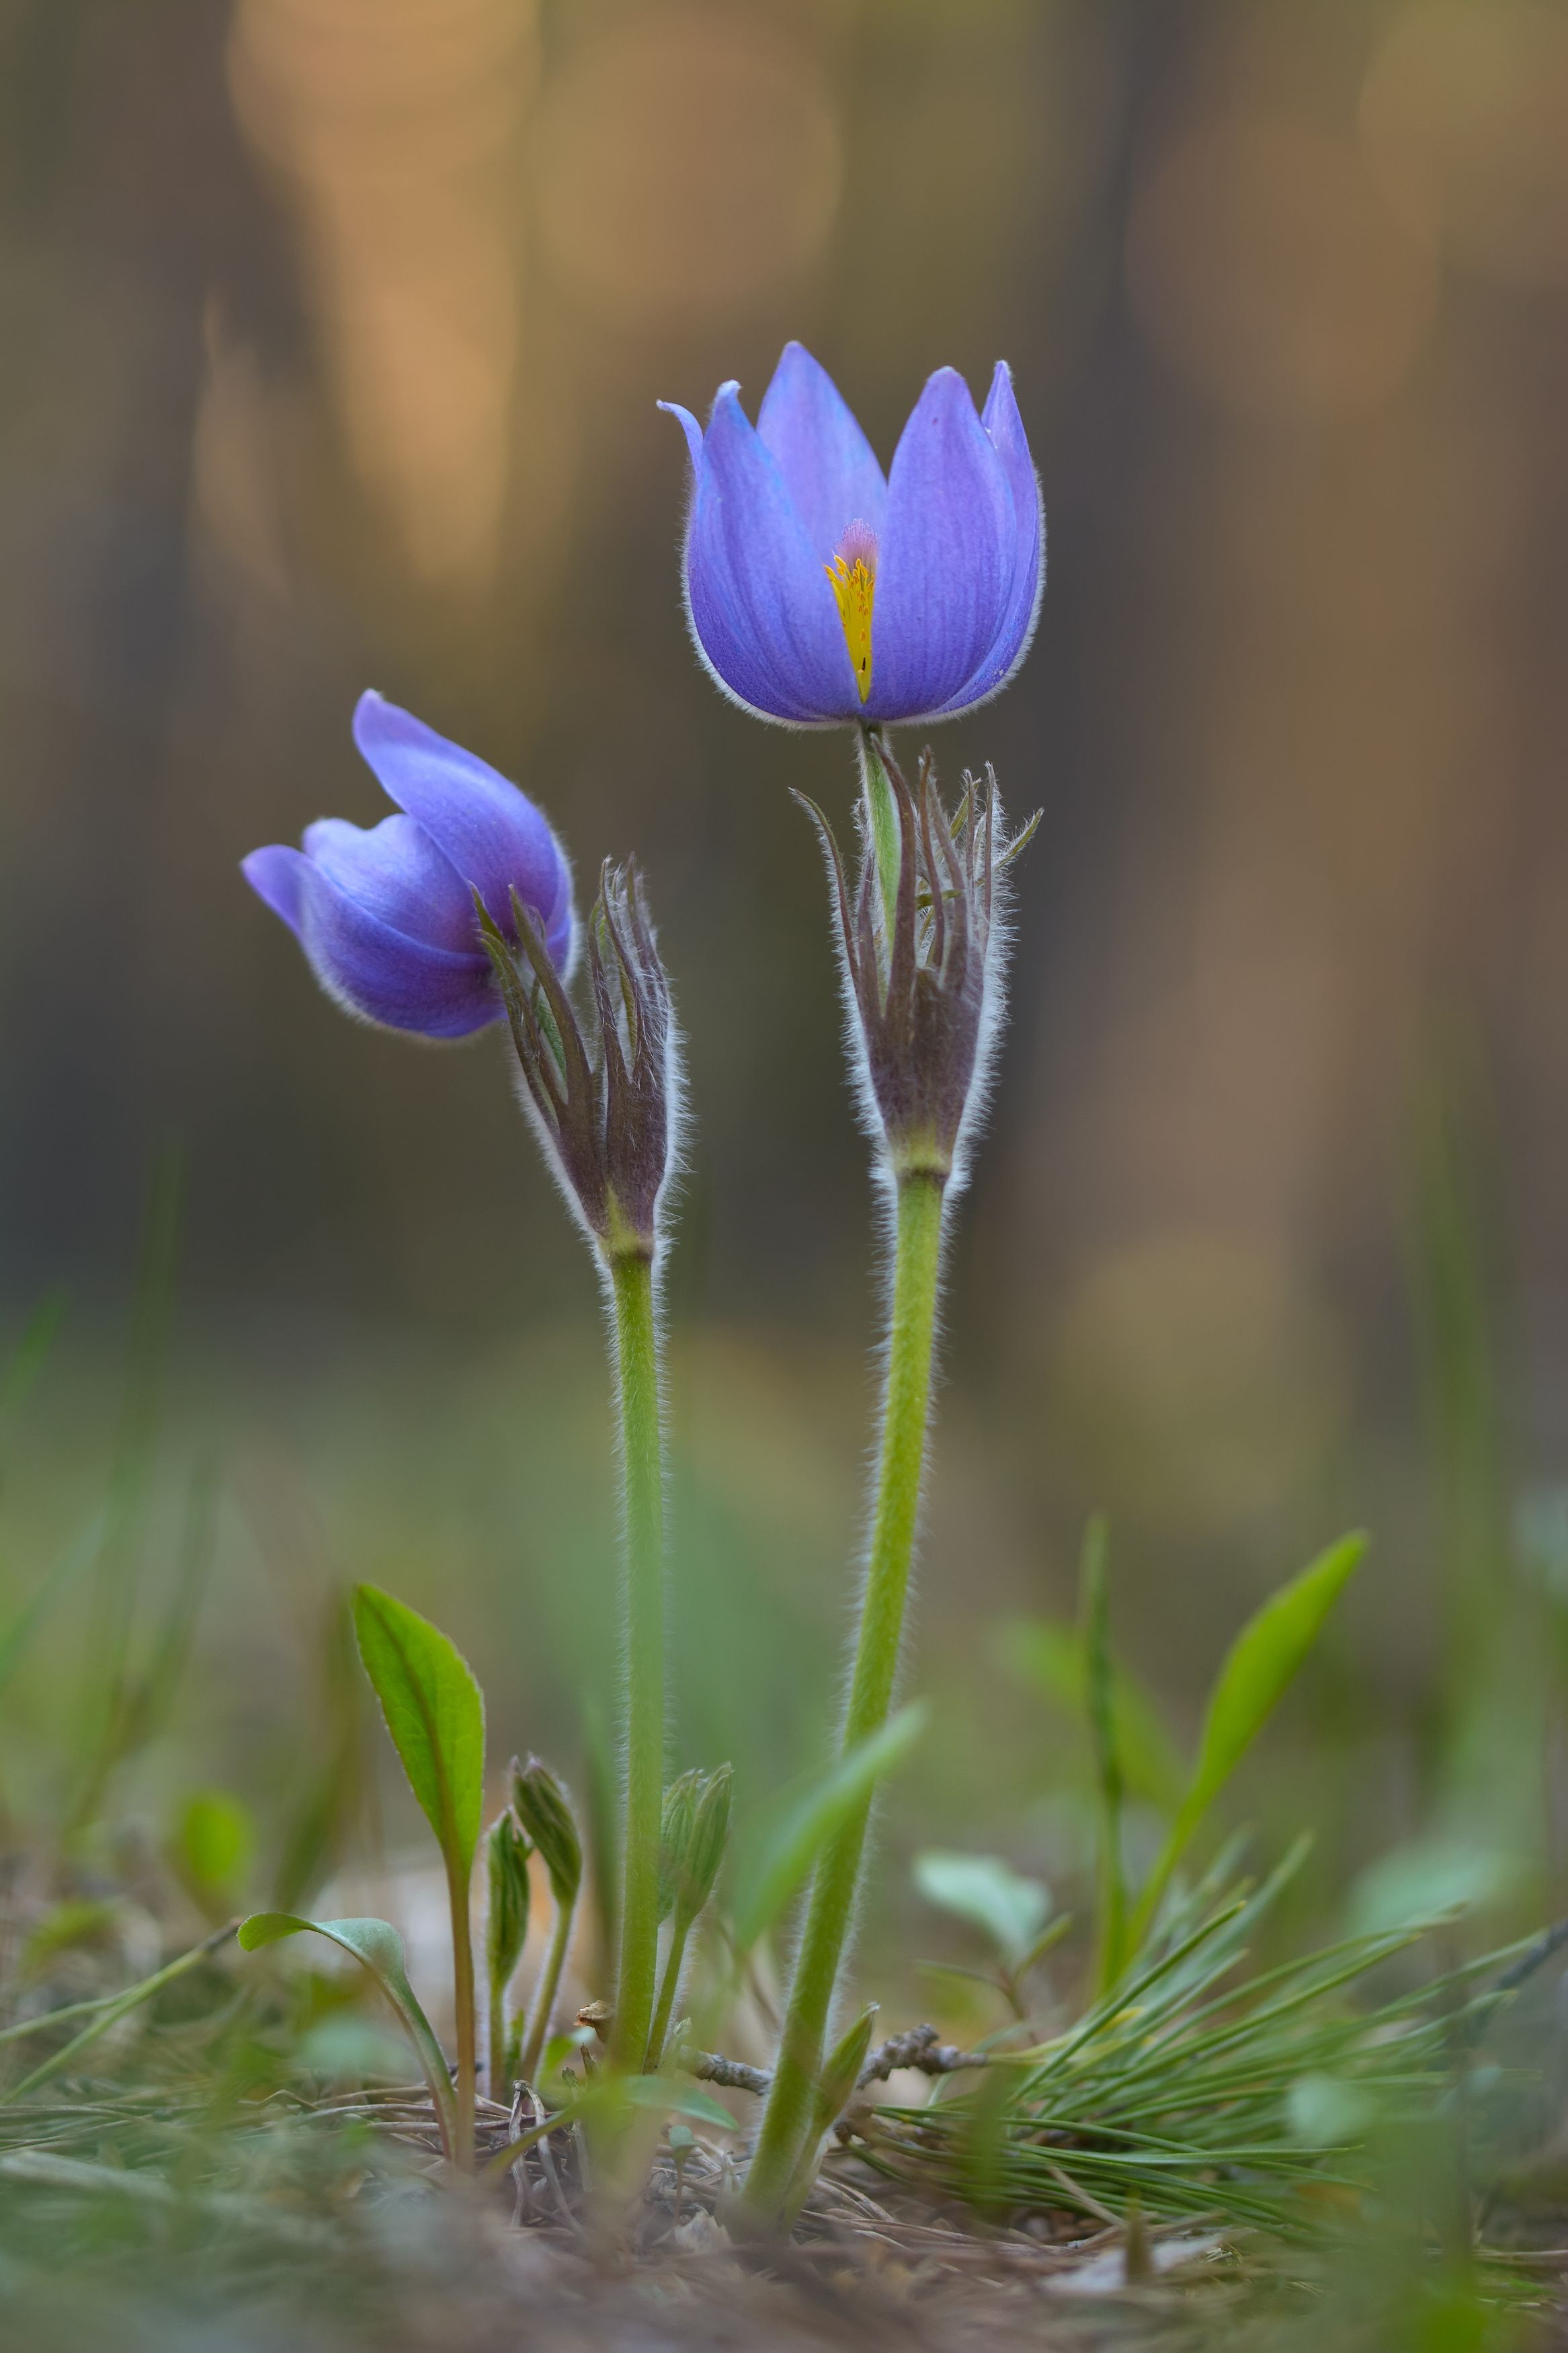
xmin=806 ymin=742 xmax=1034 ymax=1191
xmin=660 ymin=343 xmax=1043 ymax=729
xmin=242 ymin=692 xmax=577 ymax=1041
xmin=477 ymin=860 xmax=679 ymax=1262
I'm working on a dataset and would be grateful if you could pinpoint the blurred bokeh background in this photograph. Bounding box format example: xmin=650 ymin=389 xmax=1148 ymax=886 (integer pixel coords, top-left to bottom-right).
xmin=2 ymin=0 xmax=1568 ymax=1992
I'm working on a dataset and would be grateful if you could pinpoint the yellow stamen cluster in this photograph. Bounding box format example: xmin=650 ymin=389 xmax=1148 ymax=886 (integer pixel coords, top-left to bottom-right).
xmin=825 ymin=522 xmax=877 ymax=704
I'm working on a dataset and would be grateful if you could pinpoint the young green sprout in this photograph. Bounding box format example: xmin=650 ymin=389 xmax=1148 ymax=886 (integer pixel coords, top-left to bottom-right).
xmin=511 ymin=1756 xmax=583 ymax=2085
xmin=780 ymin=2001 xmax=879 ymax=2223
xmin=648 ymin=1763 xmax=732 ymax=2071
xmin=485 ymin=1808 xmax=532 ymax=2101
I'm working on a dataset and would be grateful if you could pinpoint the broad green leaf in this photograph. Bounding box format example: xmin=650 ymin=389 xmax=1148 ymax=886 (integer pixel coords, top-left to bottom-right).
xmin=238 ymin=1912 xmax=456 ymax=2151
xmin=296 ymin=2016 xmax=412 ymax=2085
xmin=175 ymin=1789 xmax=255 ymax=1903
xmin=732 ymin=1703 xmax=927 ymax=1950
xmin=1130 ymin=1533 xmax=1365 ymax=1946
xmin=1346 ymin=1833 xmax=1524 ymax=1936
xmin=539 ymin=2024 xmax=596 ymax=2080
xmin=353 ymin=1585 xmax=485 ymax=1883
xmin=1000 ymin=1619 xmax=1185 ymax=1808
xmin=620 ymin=2075 xmax=737 ymax=2130
xmin=913 ymin=1852 xmax=1050 ymax=1963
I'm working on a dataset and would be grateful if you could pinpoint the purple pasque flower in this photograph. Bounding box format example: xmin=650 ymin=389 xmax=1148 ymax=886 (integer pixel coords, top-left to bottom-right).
xmin=243 ymin=692 xmax=575 ymax=1041
xmin=660 ymin=342 xmax=1042 ymax=729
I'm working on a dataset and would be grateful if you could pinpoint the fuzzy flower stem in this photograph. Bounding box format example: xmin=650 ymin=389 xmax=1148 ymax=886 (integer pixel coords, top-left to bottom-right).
xmin=518 ymin=1892 xmax=576 ymax=2086
xmin=608 ymin=1248 xmax=666 ymax=2077
xmin=744 ymin=1166 xmax=946 ymax=2221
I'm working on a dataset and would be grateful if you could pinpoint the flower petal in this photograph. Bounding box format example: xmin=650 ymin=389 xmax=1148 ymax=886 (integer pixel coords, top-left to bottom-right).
xmin=245 ymin=842 xmax=498 ymax=1039
xmin=301 ymin=813 xmax=477 ymax=954
xmin=661 ymin=400 xmax=705 ymax=471
xmin=669 ymin=383 xmax=860 ymax=723
xmin=863 ymin=368 xmax=1014 ymax=724
xmin=242 ymin=843 xmax=305 ymax=933
xmin=755 ymin=342 xmax=886 ymax=565
xmin=352 ymin=692 xmax=571 ymax=944
xmin=937 ymin=362 xmax=1045 ymax=715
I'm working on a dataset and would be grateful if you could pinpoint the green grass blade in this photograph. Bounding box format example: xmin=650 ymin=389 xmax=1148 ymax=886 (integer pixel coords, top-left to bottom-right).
xmin=1 ymin=1919 xmax=235 ymax=2105
xmin=0 ymin=1287 xmax=67 ymax=1493
xmin=1130 ymin=1534 xmax=1365 ymax=1945
xmin=731 ymin=1702 xmax=927 ymax=1950
xmin=271 ymin=1589 xmax=366 ymax=1913
xmin=74 ymin=1148 xmax=183 ymax=1821
xmin=999 ymin=1618 xmax=1185 ymax=1808
xmin=1079 ymin=1517 xmax=1128 ymax=1991
xmin=0 ymin=1508 xmax=105 ymax=1703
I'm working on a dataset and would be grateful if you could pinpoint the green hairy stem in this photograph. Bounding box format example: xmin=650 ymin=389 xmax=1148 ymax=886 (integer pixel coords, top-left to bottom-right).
xmin=607 ymin=1249 xmax=666 ymax=2076
xmin=744 ymin=1167 xmax=946 ymax=2221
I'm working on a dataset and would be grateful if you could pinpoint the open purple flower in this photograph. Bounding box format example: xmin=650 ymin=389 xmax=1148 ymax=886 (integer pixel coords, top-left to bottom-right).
xmin=243 ymin=692 xmax=575 ymax=1041
xmin=660 ymin=342 xmax=1042 ymax=729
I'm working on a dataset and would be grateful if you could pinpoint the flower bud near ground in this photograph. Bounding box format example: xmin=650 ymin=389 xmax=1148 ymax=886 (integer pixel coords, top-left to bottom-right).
xmin=681 ymin=1764 xmax=733 ymax=1925
xmin=485 ymin=1808 xmax=532 ymax=2099
xmin=658 ymin=1763 xmax=732 ymax=1930
xmin=511 ymin=1757 xmax=585 ymax=2087
xmin=511 ymin=1756 xmax=582 ymax=1908
xmin=485 ymin=1809 xmax=532 ymax=1991
xmin=657 ymin=1771 xmax=700 ymax=1925
xmin=646 ymin=1763 xmax=733 ymax=2072
xmin=477 ymin=859 xmax=679 ymax=1267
